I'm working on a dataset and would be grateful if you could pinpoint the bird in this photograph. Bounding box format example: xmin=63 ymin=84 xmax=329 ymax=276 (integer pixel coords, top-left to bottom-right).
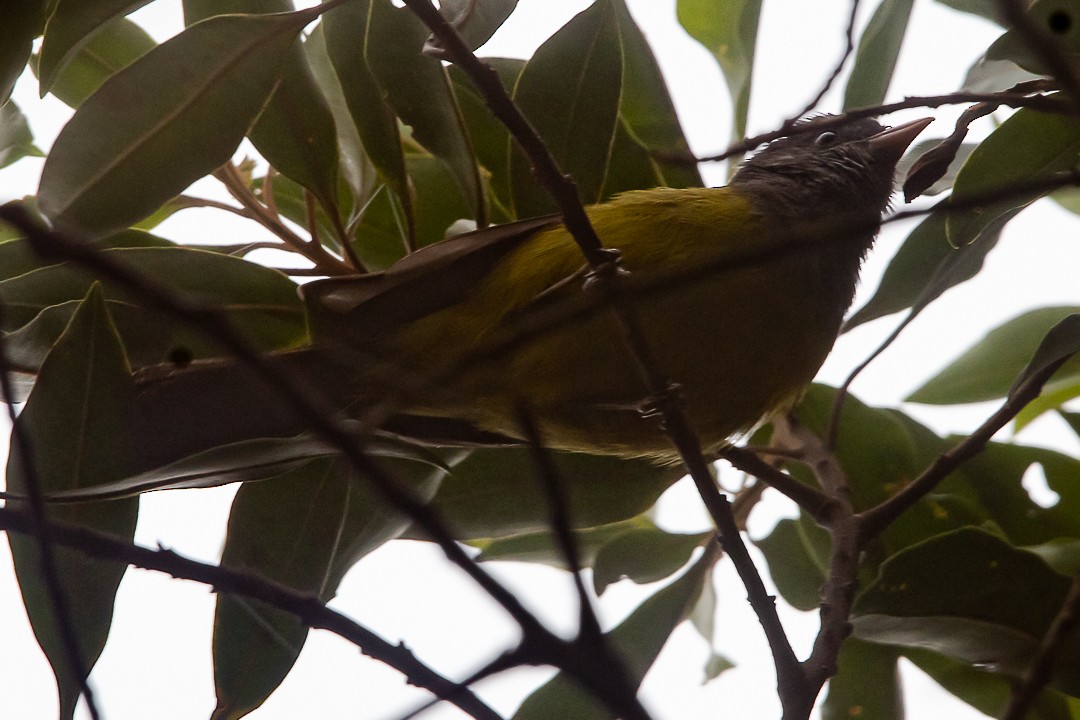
xmin=132 ymin=116 xmax=932 ymax=468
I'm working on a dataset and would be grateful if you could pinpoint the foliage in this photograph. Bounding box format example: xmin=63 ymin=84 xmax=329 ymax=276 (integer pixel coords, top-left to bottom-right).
xmin=2 ymin=1 xmax=1080 ymax=719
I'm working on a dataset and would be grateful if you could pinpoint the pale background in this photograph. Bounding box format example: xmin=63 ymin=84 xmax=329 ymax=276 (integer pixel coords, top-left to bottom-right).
xmin=1 ymin=1 xmax=1076 ymax=718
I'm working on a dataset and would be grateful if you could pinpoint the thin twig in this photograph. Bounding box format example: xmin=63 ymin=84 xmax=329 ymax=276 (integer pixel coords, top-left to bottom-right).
xmin=215 ymin=164 xmax=354 ymax=275
xmin=0 ymin=505 xmax=502 ymax=720
xmin=0 ymin=303 xmax=102 ymax=720
xmin=717 ymin=446 xmax=840 ymax=525
xmin=688 ymin=87 xmax=1064 ymax=165
xmin=515 ymin=405 xmax=655 ymax=720
xmin=515 ymin=406 xmax=602 ymax=640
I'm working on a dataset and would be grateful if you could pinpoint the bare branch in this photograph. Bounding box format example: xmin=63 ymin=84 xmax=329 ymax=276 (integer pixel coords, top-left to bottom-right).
xmin=0 ymin=505 xmax=503 ymax=720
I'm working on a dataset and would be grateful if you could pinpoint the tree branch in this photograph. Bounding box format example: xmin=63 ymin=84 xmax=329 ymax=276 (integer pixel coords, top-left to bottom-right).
xmin=0 ymin=505 xmax=502 ymax=720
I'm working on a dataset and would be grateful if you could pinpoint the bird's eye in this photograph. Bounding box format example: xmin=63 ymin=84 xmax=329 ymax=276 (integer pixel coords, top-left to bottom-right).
xmin=815 ymin=131 xmax=838 ymax=147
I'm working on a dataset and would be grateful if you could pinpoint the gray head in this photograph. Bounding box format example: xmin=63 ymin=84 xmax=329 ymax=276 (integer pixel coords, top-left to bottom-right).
xmin=732 ymin=117 xmax=932 ymax=224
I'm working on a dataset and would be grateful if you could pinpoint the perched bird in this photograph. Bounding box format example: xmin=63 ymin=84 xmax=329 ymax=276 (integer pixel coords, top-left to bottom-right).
xmin=134 ymin=116 xmax=932 ymax=467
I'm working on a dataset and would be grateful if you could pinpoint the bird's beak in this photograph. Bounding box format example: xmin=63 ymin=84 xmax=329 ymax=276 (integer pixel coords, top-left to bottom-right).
xmin=868 ymin=117 xmax=934 ymax=164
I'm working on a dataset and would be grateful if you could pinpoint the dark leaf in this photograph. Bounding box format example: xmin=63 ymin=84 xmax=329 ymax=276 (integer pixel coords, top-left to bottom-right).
xmin=38 ymin=8 xmax=323 ymax=236
xmin=322 ymin=0 xmax=414 ymax=248
xmin=755 ymin=515 xmax=830 ymax=612
xmin=905 ymin=647 xmax=1077 ymax=720
xmin=676 ymin=0 xmax=761 ymax=142
xmin=212 ymin=458 xmax=351 ymax=719
xmin=853 ymin=528 xmax=1080 ymax=695
xmin=843 ymin=0 xmax=915 ymax=111
xmin=848 ymin=109 xmax=1080 ymax=329
xmin=513 ymin=550 xmax=712 ymax=720
xmin=822 ymin=639 xmax=903 ymax=720
xmin=0 ymin=247 xmax=307 ymax=355
xmin=424 ymin=0 xmax=520 ymax=55
xmin=365 ymin=0 xmax=484 ymax=224
xmin=510 ymin=0 xmax=623 ymax=217
xmin=0 ymin=0 xmax=47 ymax=104
xmin=413 ymin=449 xmax=683 ymax=540
xmin=612 ymin=0 xmax=701 ymax=188
xmin=37 ymin=0 xmax=155 ymax=94
xmin=0 ymin=101 xmax=43 ymax=169
xmin=908 ymin=307 xmax=1080 ymax=405
xmin=448 ymin=58 xmax=525 ymax=217
xmin=41 ymin=431 xmax=446 ymax=503
xmin=591 ymin=525 xmax=708 ymax=595
xmin=183 ymin=1 xmax=344 ymax=215
xmin=35 ymin=16 xmax=157 ymax=108
xmin=7 ymin=286 xmax=139 ymax=719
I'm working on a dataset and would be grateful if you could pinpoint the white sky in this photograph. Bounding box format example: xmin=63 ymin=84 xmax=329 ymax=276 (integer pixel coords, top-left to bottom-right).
xmin=2 ymin=1 xmax=1076 ymax=719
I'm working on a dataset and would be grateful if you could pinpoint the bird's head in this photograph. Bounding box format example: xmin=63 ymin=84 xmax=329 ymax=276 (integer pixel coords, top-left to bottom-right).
xmin=732 ymin=116 xmax=933 ymax=223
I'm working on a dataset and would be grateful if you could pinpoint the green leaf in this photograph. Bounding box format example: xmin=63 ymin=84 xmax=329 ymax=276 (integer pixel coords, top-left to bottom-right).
xmin=755 ymin=515 xmax=830 ymax=612
xmin=448 ymin=58 xmax=524 ymax=216
xmin=612 ymin=0 xmax=701 ymax=189
xmin=38 ymin=8 xmax=322 ymax=237
xmin=0 ymin=101 xmax=43 ymax=169
xmin=211 ymin=450 xmax=448 ymax=719
xmin=212 ymin=458 xmax=351 ymax=720
xmin=844 ymin=207 xmax=1010 ymax=329
xmin=947 ymin=441 xmax=1080 ymax=546
xmin=822 ymin=639 xmax=903 ymax=720
xmin=36 ymin=16 xmax=158 ymax=109
xmin=0 ymin=0 xmax=47 ymax=104
xmin=591 ymin=526 xmax=708 ymax=595
xmin=854 ymin=528 xmax=1080 ymax=696
xmin=702 ymin=652 xmax=735 ymax=682
xmin=946 ymin=109 xmax=1080 ymax=247
xmin=847 ymin=107 xmax=1080 ymax=330
xmin=677 ymin=0 xmax=761 ymax=142
xmin=796 ymin=386 xmax=987 ymax=555
xmin=322 ymin=0 xmax=414 ymax=247
xmin=0 ymin=247 xmax=307 ymax=355
xmin=37 ymin=0 xmax=154 ymax=94
xmin=183 ymin=1 xmax=344 ymax=216
xmin=433 ymin=0 xmax=520 ymax=51
xmin=303 ymin=22 xmax=376 ymax=214
xmin=599 ymin=120 xmax=665 ymax=199
xmin=843 ymin=0 xmax=915 ymax=110
xmin=366 ymin=0 xmax=484 ymax=224
xmin=417 ymin=449 xmax=683 ymax=540
xmin=906 ymin=647 xmax=1078 ymax=720
xmin=472 ymin=518 xmax=645 ymax=568
xmin=908 ymin=307 xmax=1080 ymax=405
xmin=0 ymin=228 xmax=172 ymax=284
xmin=41 ymin=431 xmax=446 ymax=503
xmin=1011 ymin=313 xmax=1080 ymax=396
xmin=984 ymin=0 xmax=1080 ymax=76
xmin=510 ymin=0 xmax=623 ymax=217
xmin=7 ymin=285 xmax=139 ymax=719
xmin=513 ymin=550 xmax=712 ymax=720
xmin=934 ymin=0 xmax=1005 ymax=25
